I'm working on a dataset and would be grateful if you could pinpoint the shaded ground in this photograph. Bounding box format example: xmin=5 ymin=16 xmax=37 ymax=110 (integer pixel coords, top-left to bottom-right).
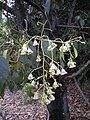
xmin=0 ymin=81 xmax=90 ymax=120
xmin=0 ymin=89 xmax=48 ymax=120
xmin=67 ymin=81 xmax=90 ymax=120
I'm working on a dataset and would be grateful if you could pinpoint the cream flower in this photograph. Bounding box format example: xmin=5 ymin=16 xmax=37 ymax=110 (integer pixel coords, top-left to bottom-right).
xmin=28 ymin=73 xmax=34 ymax=80
xmin=47 ymin=88 xmax=55 ymax=95
xmin=65 ymin=41 xmax=71 ymax=48
xmin=59 ymin=45 xmax=68 ymax=52
xmin=60 ymin=68 xmax=67 ymax=75
xmin=22 ymin=43 xmax=27 ymax=52
xmin=53 ymin=80 xmax=59 ymax=89
xmin=67 ymin=59 xmax=76 ymax=68
xmin=49 ymin=63 xmax=58 ymax=77
xmin=41 ymin=93 xmax=51 ymax=105
xmin=20 ymin=50 xmax=26 ymax=55
xmin=49 ymin=95 xmax=55 ymax=101
xmin=27 ymin=47 xmax=33 ymax=54
xmin=50 ymin=63 xmax=58 ymax=70
xmin=47 ymin=42 xmax=57 ymax=51
xmin=36 ymin=55 xmax=41 ymax=62
xmin=56 ymin=69 xmax=61 ymax=75
xmin=33 ymin=92 xmax=39 ymax=100
xmin=31 ymin=80 xmax=36 ymax=86
xmin=33 ymin=39 xmax=39 ymax=46
xmin=21 ymin=43 xmax=33 ymax=55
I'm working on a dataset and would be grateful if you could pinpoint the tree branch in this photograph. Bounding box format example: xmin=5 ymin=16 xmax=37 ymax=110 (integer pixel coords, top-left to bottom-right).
xmin=57 ymin=25 xmax=90 ymax=30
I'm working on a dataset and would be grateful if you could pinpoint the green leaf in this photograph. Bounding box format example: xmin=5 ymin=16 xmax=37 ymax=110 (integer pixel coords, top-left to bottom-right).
xmin=60 ymin=50 xmax=65 ymax=61
xmin=3 ymin=49 xmax=8 ymax=59
xmin=0 ymin=77 xmax=6 ymax=97
xmin=0 ymin=56 xmax=9 ymax=78
xmin=24 ymin=83 xmax=34 ymax=97
xmin=7 ymin=81 xmax=15 ymax=92
xmin=73 ymin=46 xmax=78 ymax=58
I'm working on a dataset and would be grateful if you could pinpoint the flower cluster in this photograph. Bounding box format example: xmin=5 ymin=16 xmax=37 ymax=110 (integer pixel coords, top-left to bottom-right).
xmin=41 ymin=87 xmax=55 ymax=104
xmin=21 ymin=43 xmax=33 ymax=55
xmin=59 ymin=42 xmax=70 ymax=53
xmin=21 ymin=34 xmax=83 ymax=105
xmin=49 ymin=62 xmax=67 ymax=77
xmin=67 ymin=58 xmax=76 ymax=68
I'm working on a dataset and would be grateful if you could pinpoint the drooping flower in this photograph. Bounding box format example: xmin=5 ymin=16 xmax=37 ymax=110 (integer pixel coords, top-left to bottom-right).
xmin=21 ymin=43 xmax=33 ymax=55
xmin=36 ymin=55 xmax=41 ymax=62
xmin=20 ymin=50 xmax=26 ymax=55
xmin=47 ymin=88 xmax=55 ymax=95
xmin=33 ymin=39 xmax=39 ymax=46
xmin=27 ymin=47 xmax=33 ymax=54
xmin=33 ymin=92 xmax=39 ymax=100
xmin=65 ymin=41 xmax=71 ymax=48
xmin=60 ymin=68 xmax=67 ymax=75
xmin=22 ymin=43 xmax=28 ymax=52
xmin=31 ymin=80 xmax=36 ymax=86
xmin=28 ymin=73 xmax=34 ymax=80
xmin=67 ymin=59 xmax=76 ymax=68
xmin=59 ymin=45 xmax=68 ymax=53
xmin=49 ymin=63 xmax=58 ymax=77
xmin=47 ymin=42 xmax=57 ymax=51
xmin=53 ymin=80 xmax=59 ymax=89
xmin=55 ymin=69 xmax=61 ymax=75
xmin=41 ymin=93 xmax=51 ymax=105
xmin=50 ymin=62 xmax=58 ymax=70
xmin=49 ymin=95 xmax=55 ymax=101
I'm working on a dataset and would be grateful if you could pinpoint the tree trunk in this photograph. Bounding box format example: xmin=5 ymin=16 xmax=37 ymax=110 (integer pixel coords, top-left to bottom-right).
xmin=47 ymin=79 xmax=70 ymax=120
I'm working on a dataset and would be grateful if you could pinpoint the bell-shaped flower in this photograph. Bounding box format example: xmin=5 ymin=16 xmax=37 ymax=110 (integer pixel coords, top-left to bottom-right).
xmin=33 ymin=39 xmax=39 ymax=46
xmin=22 ymin=43 xmax=28 ymax=52
xmin=53 ymin=80 xmax=59 ymax=89
xmin=67 ymin=59 xmax=76 ymax=68
xmin=21 ymin=43 xmax=33 ymax=55
xmin=60 ymin=68 xmax=67 ymax=75
xmin=28 ymin=73 xmax=34 ymax=80
xmin=27 ymin=47 xmax=33 ymax=54
xmin=65 ymin=41 xmax=71 ymax=48
xmin=49 ymin=63 xmax=58 ymax=77
xmin=33 ymin=92 xmax=39 ymax=100
xmin=20 ymin=50 xmax=27 ymax=55
xmin=47 ymin=42 xmax=57 ymax=51
xmin=47 ymin=88 xmax=55 ymax=95
xmin=56 ymin=69 xmax=61 ymax=75
xmin=36 ymin=55 xmax=41 ymax=62
xmin=31 ymin=80 xmax=36 ymax=86
xmin=59 ymin=44 xmax=68 ymax=53
xmin=49 ymin=95 xmax=55 ymax=101
xmin=41 ymin=93 xmax=51 ymax=105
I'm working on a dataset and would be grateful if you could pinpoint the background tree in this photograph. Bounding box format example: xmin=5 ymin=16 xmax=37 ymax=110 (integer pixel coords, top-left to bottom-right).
xmin=0 ymin=0 xmax=90 ymax=120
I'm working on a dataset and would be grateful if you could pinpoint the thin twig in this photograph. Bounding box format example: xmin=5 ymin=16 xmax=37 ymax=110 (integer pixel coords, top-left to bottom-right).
xmin=57 ymin=25 xmax=90 ymax=30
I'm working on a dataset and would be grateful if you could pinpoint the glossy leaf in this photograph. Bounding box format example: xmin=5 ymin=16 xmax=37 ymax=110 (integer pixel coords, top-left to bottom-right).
xmin=73 ymin=46 xmax=78 ymax=58
xmin=0 ymin=56 xmax=9 ymax=78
